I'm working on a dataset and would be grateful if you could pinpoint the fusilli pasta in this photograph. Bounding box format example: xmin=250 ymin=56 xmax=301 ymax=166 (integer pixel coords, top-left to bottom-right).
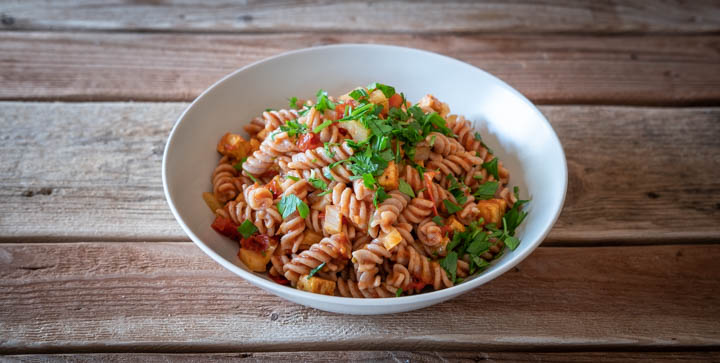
xmin=204 ymin=84 xmax=529 ymax=298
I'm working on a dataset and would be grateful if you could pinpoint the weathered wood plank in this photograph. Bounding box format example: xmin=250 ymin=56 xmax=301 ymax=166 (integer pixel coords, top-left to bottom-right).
xmin=1 ymin=103 xmax=718 ymax=243
xmin=5 ymin=351 xmax=720 ymax=362
xmin=1 ymin=0 xmax=719 ymax=34
xmin=2 ymin=32 xmax=720 ymax=105
xmin=0 ymin=243 xmax=718 ymax=352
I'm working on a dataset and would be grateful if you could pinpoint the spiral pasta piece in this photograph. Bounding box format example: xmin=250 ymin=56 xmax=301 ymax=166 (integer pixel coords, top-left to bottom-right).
xmin=242 ymin=183 xmax=274 ymax=210
xmin=336 ymin=278 xmax=394 ymax=298
xmin=427 ymin=132 xmax=463 ymax=156
xmin=369 ymin=190 xmax=410 ymax=237
xmin=288 ymin=142 xmax=354 ymax=170
xmin=283 ymin=233 xmax=352 ymax=284
xmin=212 ymin=156 xmax=243 ymax=204
xmin=217 ymin=200 xmax=282 ymax=236
xmin=400 ymin=197 xmax=434 ymax=224
xmin=243 ymin=131 xmax=297 ymax=175
xmin=351 ymin=233 xmax=397 ymax=290
xmin=426 ymin=151 xmax=482 ymax=180
xmin=278 ymin=175 xmax=310 ymax=253
xmin=417 ymin=217 xmax=444 ymax=248
xmin=331 ymin=183 xmax=372 ymax=229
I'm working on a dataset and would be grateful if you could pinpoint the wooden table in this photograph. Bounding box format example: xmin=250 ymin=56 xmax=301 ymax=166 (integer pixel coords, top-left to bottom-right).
xmin=1 ymin=1 xmax=719 ymax=361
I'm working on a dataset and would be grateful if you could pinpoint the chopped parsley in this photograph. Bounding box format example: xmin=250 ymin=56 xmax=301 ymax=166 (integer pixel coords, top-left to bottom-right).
xmin=482 ymin=158 xmax=499 ymax=180
xmin=367 ymin=82 xmax=395 ymax=98
xmin=446 ymin=174 xmax=467 ymax=205
xmin=349 ymin=88 xmax=368 ymax=100
xmin=473 ymin=181 xmax=499 ymax=200
xmin=443 ymin=199 xmax=462 ymax=214
xmin=277 ymin=194 xmax=309 ymax=219
xmin=307 ymin=262 xmax=326 ymax=278
xmin=237 ymin=219 xmax=258 ymax=239
xmin=247 ymin=173 xmax=259 ymax=184
xmin=313 ymin=120 xmax=334 ymax=133
xmin=314 ymin=89 xmax=336 ymax=113
xmin=432 ymin=215 xmax=444 ymax=226
xmin=395 ymin=287 xmax=403 ymax=297
xmin=398 ymin=179 xmax=415 ymax=198
xmin=289 ymin=96 xmax=300 ymax=109
xmin=362 ymin=173 xmax=376 ymax=189
xmin=373 ymin=186 xmax=389 ymax=208
xmin=439 ymin=251 xmax=458 ymax=282
xmin=232 ymin=157 xmax=247 ymax=171
xmin=286 ymin=175 xmax=299 ymax=181
xmin=277 ymin=119 xmax=307 ymax=138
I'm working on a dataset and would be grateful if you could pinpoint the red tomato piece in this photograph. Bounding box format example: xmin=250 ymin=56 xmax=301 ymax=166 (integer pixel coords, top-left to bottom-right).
xmin=388 ymin=93 xmax=403 ymax=109
xmin=271 ymin=275 xmax=291 ymax=285
xmin=296 ymin=132 xmax=322 ymax=151
xmin=240 ymin=234 xmax=278 ymax=252
xmin=211 ymin=216 xmax=239 ymax=240
xmin=408 ymin=279 xmax=427 ymax=291
xmin=265 ymin=178 xmax=282 ymax=199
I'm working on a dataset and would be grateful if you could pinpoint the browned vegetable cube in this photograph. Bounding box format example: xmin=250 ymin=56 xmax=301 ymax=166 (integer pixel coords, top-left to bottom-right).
xmin=297 ymin=275 xmax=336 ymax=296
xmin=378 ymin=161 xmax=399 ymax=190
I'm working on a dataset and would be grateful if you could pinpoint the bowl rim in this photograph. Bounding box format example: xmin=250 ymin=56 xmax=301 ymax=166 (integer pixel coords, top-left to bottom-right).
xmin=162 ymin=43 xmax=568 ymax=307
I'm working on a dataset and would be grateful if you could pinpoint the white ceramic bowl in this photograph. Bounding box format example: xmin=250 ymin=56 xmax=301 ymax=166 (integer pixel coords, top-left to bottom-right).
xmin=163 ymin=44 xmax=567 ymax=315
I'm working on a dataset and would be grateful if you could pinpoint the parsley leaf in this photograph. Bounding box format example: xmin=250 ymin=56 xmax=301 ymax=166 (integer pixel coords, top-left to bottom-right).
xmin=308 ymin=177 xmax=327 ymax=190
xmin=277 ymin=195 xmax=309 ymax=219
xmin=472 ymin=255 xmax=490 ymax=272
xmin=289 ymin=96 xmax=299 ymax=109
xmin=286 ymin=175 xmax=299 ymax=181
xmin=395 ymin=287 xmax=403 ymax=297
xmin=307 ymin=262 xmax=326 ymax=278
xmin=474 ymin=132 xmax=483 ymax=141
xmin=504 ymin=235 xmax=521 ymax=251
xmin=237 ymin=219 xmax=258 ymax=239
xmin=473 ymin=181 xmax=499 ymax=200
xmin=398 ymin=179 xmax=415 ymax=198
xmin=313 ymin=120 xmax=334 ymax=133
xmin=482 ymin=158 xmax=499 ymax=180
xmin=324 ymin=142 xmax=339 ymax=158
xmin=439 ymin=251 xmax=458 ymax=282
xmin=314 ymin=89 xmax=336 ymax=113
xmin=428 ymin=135 xmax=437 ymax=147
xmin=349 ymin=88 xmax=368 ymax=100
xmin=432 ymin=215 xmax=444 ymax=226
xmin=232 ymin=157 xmax=247 ymax=171
xmin=373 ymin=186 xmax=389 ymax=208
xmin=348 ymin=153 xmax=379 ymax=177
xmin=443 ymin=199 xmax=462 ymax=214
xmin=446 ymin=174 xmax=467 ymax=205
xmin=367 ymin=82 xmax=396 ymax=98
xmin=362 ymin=173 xmax=376 ymax=189
xmin=278 ymin=119 xmax=307 ymax=138
xmin=503 ymin=199 xmax=529 ymax=236
xmin=247 ymin=173 xmax=259 ymax=184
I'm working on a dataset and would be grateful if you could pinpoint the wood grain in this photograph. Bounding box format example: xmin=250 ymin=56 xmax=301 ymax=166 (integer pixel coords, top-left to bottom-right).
xmin=0 ymin=102 xmax=720 ymax=244
xmin=5 ymin=351 xmax=720 ymax=362
xmin=2 ymin=32 xmax=720 ymax=105
xmin=1 ymin=103 xmax=718 ymax=243
xmin=1 ymin=0 xmax=719 ymax=34
xmin=1 ymin=242 xmax=719 ymax=353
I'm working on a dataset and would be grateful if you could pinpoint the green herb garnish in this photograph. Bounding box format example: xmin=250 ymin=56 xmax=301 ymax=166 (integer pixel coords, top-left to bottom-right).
xmin=307 ymin=262 xmax=326 ymax=278
xmin=237 ymin=219 xmax=258 ymax=239
xmin=473 ymin=181 xmax=499 ymax=200
xmin=286 ymin=175 xmax=299 ymax=181
xmin=432 ymin=215 xmax=444 ymax=226
xmin=367 ymin=82 xmax=396 ymax=98
xmin=482 ymin=158 xmax=499 ymax=180
xmin=277 ymin=194 xmax=309 ymax=219
xmin=439 ymin=251 xmax=458 ymax=282
xmin=398 ymin=179 xmax=415 ymax=198
xmin=443 ymin=199 xmax=462 ymax=214
xmin=232 ymin=157 xmax=247 ymax=171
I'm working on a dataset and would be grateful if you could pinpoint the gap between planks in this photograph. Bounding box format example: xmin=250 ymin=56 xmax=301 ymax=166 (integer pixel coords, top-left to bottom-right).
xmin=0 ymin=103 xmax=718 ymax=244
xmin=1 ymin=243 xmax=719 ymax=353
xmin=1 ymin=32 xmax=720 ymax=105
xmin=2 ymin=0 xmax=719 ymax=34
